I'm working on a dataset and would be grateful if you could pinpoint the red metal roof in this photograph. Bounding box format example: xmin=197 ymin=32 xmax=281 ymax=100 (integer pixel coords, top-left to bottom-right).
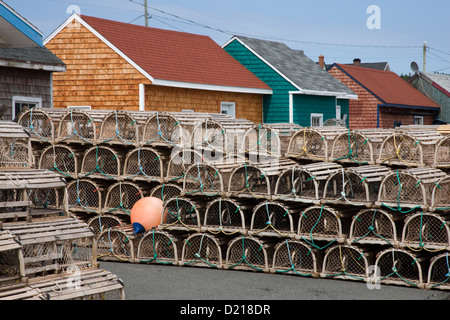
xmin=335 ymin=63 xmax=440 ymax=108
xmin=80 ymin=15 xmax=271 ymax=91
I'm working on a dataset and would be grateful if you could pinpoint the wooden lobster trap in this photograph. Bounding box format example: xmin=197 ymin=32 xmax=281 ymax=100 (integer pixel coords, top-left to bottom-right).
xmin=274 ymin=162 xmax=342 ymax=204
xmin=377 ymin=131 xmax=425 ymax=167
xmin=17 ymin=108 xmax=54 ymax=144
xmin=224 ymin=236 xmax=275 ymax=273
xmin=0 ymin=230 xmax=25 ymax=288
xmin=160 ymin=197 xmax=204 ymax=232
xmin=375 ymin=248 xmax=428 ymax=288
xmin=165 ymin=148 xmax=203 ymax=183
xmin=96 ymin=225 xmax=137 ymax=263
xmin=180 ymin=232 xmax=227 ymax=269
xmin=331 ymin=129 xmax=379 ymax=165
xmin=135 ymin=229 xmax=182 ymax=265
xmin=55 ymin=109 xmax=97 ymax=145
xmin=347 ymin=209 xmax=401 ymax=246
xmin=434 ymin=136 xmax=450 ymax=169
xmin=191 ymin=118 xmax=228 ymax=155
xmin=240 ymin=124 xmax=283 ymax=158
xmin=102 ymin=181 xmax=144 ymax=217
xmin=400 ymin=211 xmax=450 ymax=252
xmin=202 ymin=197 xmax=253 ymax=236
xmin=286 ymin=126 xmax=347 ymax=162
xmin=98 ymin=110 xmax=140 ymax=146
xmin=377 ymin=168 xmax=448 ymax=213
xmin=79 ymin=145 xmax=123 ymax=181
xmin=270 ymin=239 xmax=320 ymax=277
xmin=67 ymin=179 xmax=104 ymax=215
xmin=0 ymin=121 xmax=34 ymax=169
xmin=38 ymin=144 xmax=81 ymax=179
xmin=431 ymin=176 xmax=450 ymax=212
xmin=123 ymin=147 xmax=165 ymax=183
xmin=140 ymin=111 xmax=184 ymax=147
xmin=149 ymin=183 xmax=182 ymax=204
xmin=426 ymin=252 xmax=450 ymax=290
xmin=86 ymin=214 xmax=122 ymax=239
xmin=249 ymin=201 xmax=305 ymax=238
xmin=401 ymin=129 xmax=444 ymax=167
xmin=320 ymin=244 xmax=374 ymax=282
xmin=323 ymin=165 xmax=392 ymax=207
xmin=182 ymin=162 xmax=224 ymax=197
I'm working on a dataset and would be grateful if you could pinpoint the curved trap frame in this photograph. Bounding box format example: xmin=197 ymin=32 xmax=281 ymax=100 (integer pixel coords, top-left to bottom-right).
xmin=348 ymin=209 xmax=400 ymax=246
xmin=102 ymin=181 xmax=144 ymax=216
xmin=241 ymin=124 xmax=282 ymax=158
xmin=56 ymin=109 xmax=96 ymax=145
xmin=161 ymin=197 xmax=203 ymax=232
xmin=434 ymin=136 xmax=450 ymax=169
xmin=286 ymin=127 xmax=329 ymax=162
xmin=403 ymin=130 xmax=444 ymax=166
xmin=202 ymin=198 xmax=249 ymax=236
xmin=135 ymin=229 xmax=181 ymax=265
xmin=80 ymin=145 xmax=122 ymax=180
xmin=432 ymin=176 xmax=450 ymax=211
xmin=296 ymin=205 xmax=347 ymax=248
xmin=274 ymin=162 xmax=341 ymax=204
xmin=99 ymin=110 xmax=139 ymax=146
xmin=191 ymin=119 xmax=227 ymax=154
xmin=320 ymin=245 xmax=372 ymax=282
xmin=141 ymin=112 xmax=184 ymax=147
xmin=323 ymin=165 xmax=392 ymax=207
xmin=224 ymin=236 xmax=274 ymax=272
xmin=227 ymin=163 xmax=271 ymax=199
xmin=123 ymin=147 xmax=164 ymax=183
xmin=375 ymin=248 xmax=427 ymax=288
xmin=17 ymin=108 xmax=54 ymax=144
xmin=96 ymin=226 xmax=136 ymax=262
xmin=249 ymin=201 xmax=301 ymax=238
xmin=67 ymin=179 xmax=103 ymax=214
xmin=182 ymin=163 xmax=224 ymax=197
xmin=426 ymin=252 xmax=450 ymax=290
xmin=0 ymin=122 xmax=33 ymax=169
xmin=401 ymin=212 xmax=450 ymax=252
xmin=39 ymin=144 xmax=80 ymax=179
xmin=377 ymin=132 xmax=423 ymax=167
xmin=270 ymin=239 xmax=319 ymax=277
xmin=87 ymin=214 xmax=122 ymax=238
xmin=377 ymin=168 xmax=447 ymax=213
xmin=165 ymin=148 xmax=203 ymax=183
xmin=149 ymin=183 xmax=182 ymax=203
xmin=180 ymin=233 xmax=227 ymax=268
xmin=331 ymin=129 xmax=375 ymax=165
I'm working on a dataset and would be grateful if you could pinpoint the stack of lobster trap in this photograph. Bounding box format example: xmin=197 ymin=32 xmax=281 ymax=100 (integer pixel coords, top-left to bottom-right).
xmin=17 ymin=108 xmax=450 ymax=291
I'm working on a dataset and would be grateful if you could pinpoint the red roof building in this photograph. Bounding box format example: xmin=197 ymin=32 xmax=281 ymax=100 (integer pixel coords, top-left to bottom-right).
xmin=44 ymin=14 xmax=272 ymax=123
xmin=328 ymin=63 xmax=440 ymax=129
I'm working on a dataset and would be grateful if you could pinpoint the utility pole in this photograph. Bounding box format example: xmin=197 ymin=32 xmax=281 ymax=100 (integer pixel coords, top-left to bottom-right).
xmin=144 ymin=0 xmax=148 ymax=27
xmin=423 ymin=41 xmax=427 ymax=72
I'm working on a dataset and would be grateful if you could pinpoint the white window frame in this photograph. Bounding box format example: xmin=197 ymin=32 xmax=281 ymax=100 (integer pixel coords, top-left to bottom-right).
xmin=220 ymin=102 xmax=236 ymax=118
xmin=311 ymin=113 xmax=324 ymax=127
xmin=336 ymin=105 xmax=341 ymax=120
xmin=414 ymin=115 xmax=424 ymax=125
xmin=12 ymin=96 xmax=42 ymax=120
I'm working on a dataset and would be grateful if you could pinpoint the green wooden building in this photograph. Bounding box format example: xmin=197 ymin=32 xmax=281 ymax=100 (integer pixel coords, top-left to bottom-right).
xmin=223 ymin=36 xmax=357 ymax=126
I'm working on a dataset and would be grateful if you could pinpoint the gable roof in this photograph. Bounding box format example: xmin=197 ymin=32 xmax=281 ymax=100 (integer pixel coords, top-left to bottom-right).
xmin=0 ymin=46 xmax=66 ymax=71
xmin=44 ymin=14 xmax=272 ymax=95
xmin=224 ymin=36 xmax=357 ymax=99
xmin=416 ymin=72 xmax=450 ymax=98
xmin=330 ymin=63 xmax=440 ymax=109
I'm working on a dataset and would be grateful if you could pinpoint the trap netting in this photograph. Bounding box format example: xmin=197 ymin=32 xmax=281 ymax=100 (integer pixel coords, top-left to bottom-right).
xmin=181 ymin=233 xmax=227 ymax=268
xmin=331 ymin=129 xmax=375 ymax=165
xmin=39 ymin=144 xmax=80 ymax=179
xmin=182 ymin=163 xmax=224 ymax=197
xmin=191 ymin=119 xmax=227 ymax=154
xmin=123 ymin=147 xmax=164 ymax=182
xmin=271 ymin=239 xmax=319 ymax=277
xmin=99 ymin=110 xmax=139 ymax=146
xmin=103 ymin=181 xmax=144 ymax=216
xmin=0 ymin=230 xmax=23 ymax=288
xmin=141 ymin=112 xmax=184 ymax=147
xmin=348 ymin=209 xmax=400 ymax=246
xmin=249 ymin=201 xmax=302 ymax=238
xmin=165 ymin=148 xmax=203 ymax=183
xmin=286 ymin=127 xmax=329 ymax=162
xmin=202 ymin=197 xmax=250 ymax=236
xmin=377 ymin=132 xmax=423 ymax=167
xmin=96 ymin=226 xmax=136 ymax=262
xmin=80 ymin=146 xmax=122 ymax=180
xmin=161 ymin=197 xmax=203 ymax=232
xmin=241 ymin=124 xmax=282 ymax=158
xmin=227 ymin=163 xmax=271 ymax=199
xmin=17 ymin=108 xmax=54 ymax=144
xmin=323 ymin=118 xmax=347 ymax=127
xmin=136 ymin=229 xmax=182 ymax=265
xmin=149 ymin=183 xmax=182 ymax=203
xmin=297 ymin=205 xmax=349 ymax=249
xmin=27 ymin=187 xmax=66 ymax=218
xmin=426 ymin=252 xmax=450 ymax=290
xmin=401 ymin=212 xmax=450 ymax=252
xmin=67 ymin=179 xmax=103 ymax=214
xmin=0 ymin=121 xmax=33 ymax=169
xmin=434 ymin=136 xmax=450 ymax=169
xmin=224 ymin=236 xmax=274 ymax=272
xmin=56 ymin=109 xmax=96 ymax=145
xmin=375 ymin=248 xmax=427 ymax=288
xmin=87 ymin=214 xmax=122 ymax=238
xmin=323 ymin=165 xmax=392 ymax=207
xmin=320 ymin=245 xmax=372 ymax=282
xmin=401 ymin=129 xmax=444 ymax=166
xmin=431 ymin=176 xmax=450 ymax=211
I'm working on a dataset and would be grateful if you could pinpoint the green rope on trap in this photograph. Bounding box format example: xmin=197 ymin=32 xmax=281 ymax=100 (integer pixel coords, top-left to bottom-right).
xmin=102 ymin=110 xmax=134 ymax=145
xmin=139 ymin=229 xmax=174 ymax=265
xmin=68 ymin=179 xmax=97 ymax=213
xmin=300 ymin=205 xmax=337 ymax=250
xmin=84 ymin=146 xmax=117 ymax=180
xmin=323 ymin=246 xmax=366 ymax=281
xmin=334 ymin=130 xmax=368 ymax=165
xmin=351 ymin=210 xmax=392 ymax=245
xmin=125 ymin=148 xmax=160 ymax=182
xmin=183 ymin=234 xmax=219 ymax=268
xmin=27 ymin=108 xmax=51 ymax=143
xmin=107 ymin=183 xmax=132 ymax=215
xmin=431 ymin=252 xmax=450 ymax=288
xmin=380 ymin=170 xmax=421 ymax=214
xmin=59 ymin=109 xmax=93 ymax=144
xmin=228 ymin=236 xmax=263 ymax=271
xmin=144 ymin=112 xmax=178 ymax=146
xmin=274 ymin=240 xmax=312 ymax=277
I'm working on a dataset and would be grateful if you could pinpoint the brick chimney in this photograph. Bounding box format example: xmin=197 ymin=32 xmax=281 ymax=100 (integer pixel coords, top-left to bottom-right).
xmin=319 ymin=55 xmax=325 ymax=69
xmin=353 ymin=58 xmax=362 ymax=66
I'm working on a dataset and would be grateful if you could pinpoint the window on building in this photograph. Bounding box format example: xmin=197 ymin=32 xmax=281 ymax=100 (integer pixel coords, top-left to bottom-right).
xmin=311 ymin=113 xmax=323 ymax=127
xmin=414 ymin=116 xmax=424 ymax=125
xmin=336 ymin=105 xmax=341 ymax=119
xmin=393 ymin=121 xmax=402 ymax=128
xmin=221 ymin=102 xmax=236 ymax=118
xmin=12 ymin=97 xmax=42 ymax=120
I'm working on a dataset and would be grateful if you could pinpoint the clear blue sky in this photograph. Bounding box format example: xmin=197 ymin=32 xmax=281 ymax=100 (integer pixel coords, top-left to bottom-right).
xmin=6 ymin=0 xmax=450 ymax=75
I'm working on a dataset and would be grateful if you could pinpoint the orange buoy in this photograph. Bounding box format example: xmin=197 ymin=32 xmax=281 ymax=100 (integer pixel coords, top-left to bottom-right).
xmin=130 ymin=197 xmax=164 ymax=235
